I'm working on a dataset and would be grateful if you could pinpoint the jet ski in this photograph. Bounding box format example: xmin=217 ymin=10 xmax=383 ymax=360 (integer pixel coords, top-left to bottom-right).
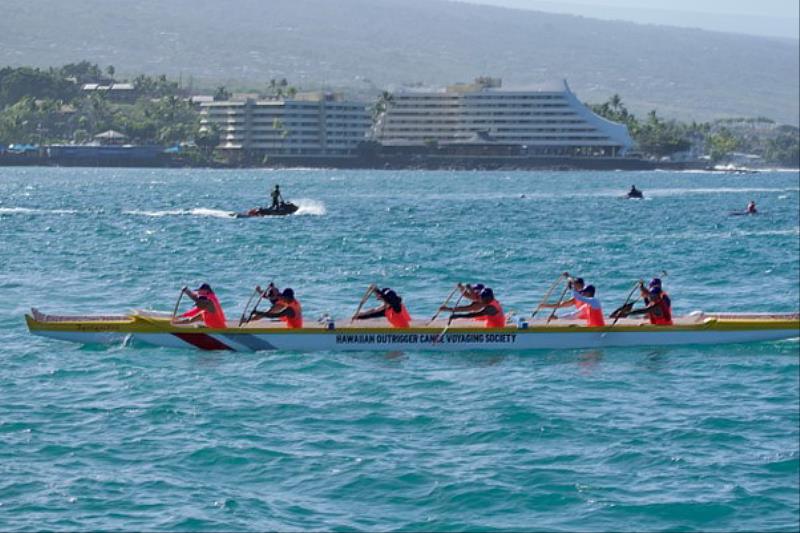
xmin=235 ymin=202 xmax=299 ymax=218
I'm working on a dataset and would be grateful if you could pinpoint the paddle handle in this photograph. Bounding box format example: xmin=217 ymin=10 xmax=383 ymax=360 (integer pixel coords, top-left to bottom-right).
xmin=429 ymin=284 xmax=460 ymax=323
xmin=351 ymin=284 xmax=376 ymax=323
xmin=532 ymin=273 xmax=567 ymax=318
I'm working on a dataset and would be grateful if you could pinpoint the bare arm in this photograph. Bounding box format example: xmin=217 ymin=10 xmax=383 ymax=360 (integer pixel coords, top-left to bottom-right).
xmin=354 ymin=303 xmax=389 ymax=320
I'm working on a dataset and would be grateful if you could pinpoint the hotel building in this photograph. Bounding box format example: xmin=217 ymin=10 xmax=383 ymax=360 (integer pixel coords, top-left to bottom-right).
xmin=199 ymin=93 xmax=371 ymax=159
xmin=373 ymin=78 xmax=633 ymax=157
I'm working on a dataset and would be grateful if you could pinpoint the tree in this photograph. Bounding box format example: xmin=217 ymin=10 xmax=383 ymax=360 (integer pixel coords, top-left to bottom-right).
xmin=214 ymin=86 xmax=231 ymax=101
xmin=106 ymin=65 xmax=115 ymax=79
xmin=195 ymin=124 xmax=220 ymax=156
xmin=372 ymin=90 xmax=394 ymax=121
xmin=708 ymin=128 xmax=739 ymax=162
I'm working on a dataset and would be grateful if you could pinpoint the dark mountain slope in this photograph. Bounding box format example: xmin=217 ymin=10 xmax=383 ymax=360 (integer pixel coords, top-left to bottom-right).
xmin=2 ymin=0 xmax=797 ymax=123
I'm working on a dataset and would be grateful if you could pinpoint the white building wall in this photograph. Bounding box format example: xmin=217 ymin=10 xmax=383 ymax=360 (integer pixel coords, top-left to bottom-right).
xmin=374 ymin=79 xmax=633 ymax=155
xmin=200 ymin=98 xmax=370 ymax=156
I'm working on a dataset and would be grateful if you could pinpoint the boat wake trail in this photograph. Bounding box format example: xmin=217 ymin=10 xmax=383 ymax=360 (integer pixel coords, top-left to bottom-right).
xmin=293 ymin=199 xmax=327 ymax=216
xmin=123 ymin=208 xmax=235 ymax=219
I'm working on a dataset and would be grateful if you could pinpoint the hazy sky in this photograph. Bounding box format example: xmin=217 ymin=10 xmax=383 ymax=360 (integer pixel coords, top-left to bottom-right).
xmin=460 ymin=0 xmax=800 ymax=39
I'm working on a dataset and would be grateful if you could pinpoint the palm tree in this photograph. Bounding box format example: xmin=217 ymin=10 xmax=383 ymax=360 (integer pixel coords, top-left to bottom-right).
xmin=610 ymin=93 xmax=622 ymax=112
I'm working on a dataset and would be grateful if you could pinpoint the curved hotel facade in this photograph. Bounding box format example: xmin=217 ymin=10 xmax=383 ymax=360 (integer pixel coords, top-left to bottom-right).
xmin=373 ymin=78 xmax=633 ymax=157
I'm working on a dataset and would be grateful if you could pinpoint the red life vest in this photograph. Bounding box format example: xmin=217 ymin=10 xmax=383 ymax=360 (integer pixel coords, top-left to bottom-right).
xmin=484 ymin=300 xmax=506 ymax=328
xmin=280 ymin=298 xmax=303 ymax=329
xmin=182 ymin=292 xmax=227 ymax=329
xmin=648 ymin=294 xmax=673 ymax=325
xmin=386 ymin=303 xmax=411 ymax=328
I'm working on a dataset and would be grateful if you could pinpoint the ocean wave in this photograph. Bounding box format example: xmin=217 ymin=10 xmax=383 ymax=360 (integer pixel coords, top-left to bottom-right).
xmin=0 ymin=207 xmax=79 ymax=215
xmin=644 ymin=187 xmax=800 ymax=197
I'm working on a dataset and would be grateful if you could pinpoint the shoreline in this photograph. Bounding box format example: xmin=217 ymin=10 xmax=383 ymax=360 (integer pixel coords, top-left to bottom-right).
xmin=0 ymin=154 xmax=719 ymax=172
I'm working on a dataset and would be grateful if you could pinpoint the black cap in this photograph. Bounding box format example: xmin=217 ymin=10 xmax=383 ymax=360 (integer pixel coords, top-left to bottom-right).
xmin=197 ymin=283 xmax=213 ymax=292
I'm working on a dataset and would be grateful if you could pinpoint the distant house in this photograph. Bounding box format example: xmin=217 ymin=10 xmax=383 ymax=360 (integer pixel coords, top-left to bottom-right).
xmin=82 ymin=82 xmax=138 ymax=103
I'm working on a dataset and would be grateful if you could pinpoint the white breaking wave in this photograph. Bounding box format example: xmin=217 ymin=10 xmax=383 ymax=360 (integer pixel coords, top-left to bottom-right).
xmin=123 ymin=208 xmax=235 ymax=219
xmin=0 ymin=207 xmax=79 ymax=214
xmin=293 ymin=198 xmax=327 ymax=216
xmin=644 ymin=187 xmax=800 ymax=197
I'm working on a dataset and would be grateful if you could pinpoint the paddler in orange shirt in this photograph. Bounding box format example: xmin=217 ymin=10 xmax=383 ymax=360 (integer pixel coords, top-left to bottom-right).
xmin=440 ymin=287 xmax=506 ymax=328
xmin=250 ymin=284 xmax=303 ymax=328
xmin=353 ymin=287 xmax=412 ymax=328
xmin=172 ymin=283 xmax=228 ymax=328
xmin=540 ymin=274 xmax=589 ymax=320
xmin=541 ymin=274 xmax=605 ymax=326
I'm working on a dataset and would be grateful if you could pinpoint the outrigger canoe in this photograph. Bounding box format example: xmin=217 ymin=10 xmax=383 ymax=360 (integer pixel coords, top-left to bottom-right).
xmin=25 ymin=309 xmax=799 ymax=352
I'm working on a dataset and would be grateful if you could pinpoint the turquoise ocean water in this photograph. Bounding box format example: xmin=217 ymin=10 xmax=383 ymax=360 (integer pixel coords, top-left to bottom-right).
xmin=0 ymin=167 xmax=798 ymax=531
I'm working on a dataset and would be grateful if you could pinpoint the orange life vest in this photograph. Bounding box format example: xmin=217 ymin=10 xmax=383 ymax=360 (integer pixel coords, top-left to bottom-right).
xmin=484 ymin=300 xmax=506 ymax=328
xmin=280 ymin=298 xmax=303 ymax=329
xmin=182 ymin=292 xmax=227 ymax=329
xmin=386 ymin=303 xmax=411 ymax=328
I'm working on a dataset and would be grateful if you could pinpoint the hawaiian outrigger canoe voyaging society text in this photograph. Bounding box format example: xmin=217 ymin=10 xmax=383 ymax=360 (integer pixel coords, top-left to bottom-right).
xmin=25 ymin=274 xmax=800 ymax=353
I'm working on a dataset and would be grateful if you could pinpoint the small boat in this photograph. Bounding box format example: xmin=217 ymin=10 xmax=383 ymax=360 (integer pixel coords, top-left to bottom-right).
xmin=235 ymin=202 xmax=299 ymax=218
xmin=626 ymin=190 xmax=644 ymax=199
xmin=25 ymin=308 xmax=799 ymax=353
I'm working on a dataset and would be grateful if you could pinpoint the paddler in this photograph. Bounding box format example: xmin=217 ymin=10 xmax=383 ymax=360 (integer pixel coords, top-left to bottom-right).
xmin=620 ymin=279 xmax=673 ymax=325
xmin=746 ymin=200 xmax=757 ymax=214
xmin=540 ymin=274 xmax=589 ymax=320
xmin=440 ymin=287 xmax=506 ymax=328
xmin=172 ymin=283 xmax=227 ymax=328
xmin=541 ymin=275 xmax=605 ymax=326
xmin=250 ymin=285 xmax=303 ymax=328
xmin=571 ymin=284 xmax=606 ymax=326
xmin=353 ymin=287 xmax=412 ymax=328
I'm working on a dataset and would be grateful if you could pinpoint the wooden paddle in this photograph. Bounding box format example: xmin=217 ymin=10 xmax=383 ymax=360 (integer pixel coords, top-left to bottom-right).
xmin=531 ymin=273 xmax=567 ymax=319
xmin=607 ymin=271 xmax=669 ymax=328
xmin=238 ymin=286 xmax=262 ymax=326
xmin=546 ymin=281 xmax=572 ymax=325
xmin=170 ymin=286 xmax=186 ymax=321
xmin=245 ymin=283 xmax=275 ymax=325
xmin=608 ymin=280 xmax=644 ymax=327
xmin=429 ymin=283 xmax=460 ymax=324
xmin=434 ymin=291 xmax=465 ymax=343
xmin=351 ymin=284 xmax=377 ymax=323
